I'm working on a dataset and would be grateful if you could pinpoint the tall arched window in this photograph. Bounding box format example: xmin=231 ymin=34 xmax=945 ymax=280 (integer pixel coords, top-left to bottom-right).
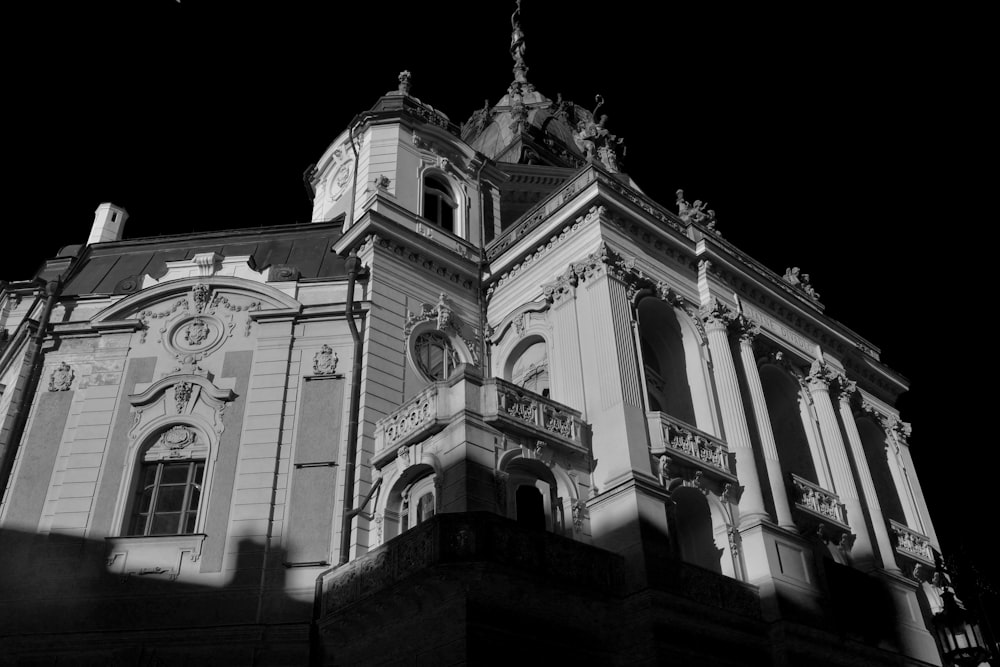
xmin=422 ymin=175 xmax=456 ymax=232
xmin=125 ymin=424 xmax=207 ymax=536
xmin=508 ymin=337 xmax=549 ymax=397
xmin=760 ymin=365 xmax=820 ymax=484
xmin=637 ymin=298 xmax=697 ymax=425
xmin=401 ymin=474 xmax=436 ymax=532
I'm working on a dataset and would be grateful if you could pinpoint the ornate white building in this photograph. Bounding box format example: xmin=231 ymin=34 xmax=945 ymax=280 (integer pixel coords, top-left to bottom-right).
xmin=0 ymin=7 xmax=990 ymax=666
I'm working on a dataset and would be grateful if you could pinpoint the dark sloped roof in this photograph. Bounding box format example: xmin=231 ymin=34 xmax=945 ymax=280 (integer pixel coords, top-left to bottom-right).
xmin=63 ymin=220 xmax=346 ymax=297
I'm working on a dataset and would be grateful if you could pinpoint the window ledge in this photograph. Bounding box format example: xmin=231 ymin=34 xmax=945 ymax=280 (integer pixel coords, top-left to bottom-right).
xmin=105 ymin=533 xmax=207 ymax=581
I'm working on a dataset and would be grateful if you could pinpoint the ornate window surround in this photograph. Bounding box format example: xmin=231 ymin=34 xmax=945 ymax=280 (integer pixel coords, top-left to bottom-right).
xmin=418 ymin=167 xmax=465 ymax=239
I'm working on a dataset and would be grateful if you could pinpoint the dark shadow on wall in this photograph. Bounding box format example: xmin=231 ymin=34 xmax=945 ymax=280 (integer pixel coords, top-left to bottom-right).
xmin=0 ymin=527 xmax=313 ymax=665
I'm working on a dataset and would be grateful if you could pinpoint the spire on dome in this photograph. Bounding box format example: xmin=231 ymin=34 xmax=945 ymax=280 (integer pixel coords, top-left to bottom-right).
xmin=509 ymin=1 xmax=533 ymax=94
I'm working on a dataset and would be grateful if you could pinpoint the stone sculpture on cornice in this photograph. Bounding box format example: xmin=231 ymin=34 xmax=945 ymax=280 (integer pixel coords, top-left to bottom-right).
xmin=676 ymin=190 xmax=718 ymax=230
xmin=783 ymin=267 xmax=821 ymax=301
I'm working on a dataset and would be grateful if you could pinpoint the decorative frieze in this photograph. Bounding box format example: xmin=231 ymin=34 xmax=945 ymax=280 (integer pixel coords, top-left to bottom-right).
xmin=365 ymin=234 xmax=476 ymax=291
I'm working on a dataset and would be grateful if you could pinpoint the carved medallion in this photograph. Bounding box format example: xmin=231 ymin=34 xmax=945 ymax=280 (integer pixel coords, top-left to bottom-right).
xmin=48 ymin=362 xmax=74 ymax=392
xmin=161 ymin=425 xmax=195 ymax=450
xmin=313 ymin=344 xmax=339 ymax=375
xmin=183 ymin=318 xmax=211 ymax=346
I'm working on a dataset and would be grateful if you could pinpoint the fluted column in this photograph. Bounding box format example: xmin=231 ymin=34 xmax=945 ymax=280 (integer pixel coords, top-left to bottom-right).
xmin=734 ymin=318 xmax=796 ymax=530
xmin=806 ymin=359 xmax=875 ymax=569
xmin=701 ymin=302 xmax=768 ymax=526
xmin=835 ymin=379 xmax=899 ymax=572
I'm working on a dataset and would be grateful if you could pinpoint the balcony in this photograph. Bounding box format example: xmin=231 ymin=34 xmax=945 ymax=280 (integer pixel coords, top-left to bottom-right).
xmin=373 ymin=369 xmax=590 ymax=468
xmin=789 ymin=473 xmax=850 ymax=533
xmin=889 ymin=519 xmax=935 ymax=567
xmin=646 ymin=411 xmax=736 ymax=484
xmin=483 ymin=377 xmax=589 ymax=456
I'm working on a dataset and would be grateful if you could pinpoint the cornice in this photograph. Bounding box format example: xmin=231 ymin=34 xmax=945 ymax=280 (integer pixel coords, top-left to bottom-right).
xmin=333 ymin=205 xmax=480 ymax=291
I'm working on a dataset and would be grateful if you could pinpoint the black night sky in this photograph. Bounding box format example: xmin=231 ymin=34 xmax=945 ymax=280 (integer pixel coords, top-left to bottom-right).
xmin=6 ymin=1 xmax=994 ymax=623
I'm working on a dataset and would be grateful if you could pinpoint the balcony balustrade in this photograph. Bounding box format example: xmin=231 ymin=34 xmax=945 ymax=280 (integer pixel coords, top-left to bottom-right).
xmin=483 ymin=377 xmax=589 ymax=455
xmin=789 ymin=473 xmax=849 ymax=532
xmin=889 ymin=519 xmax=935 ymax=566
xmin=373 ymin=370 xmax=589 ymax=468
xmin=646 ymin=411 xmax=736 ymax=483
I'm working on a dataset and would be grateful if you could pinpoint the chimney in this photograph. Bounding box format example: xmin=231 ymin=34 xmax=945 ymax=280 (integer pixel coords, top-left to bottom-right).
xmin=87 ymin=203 xmax=129 ymax=244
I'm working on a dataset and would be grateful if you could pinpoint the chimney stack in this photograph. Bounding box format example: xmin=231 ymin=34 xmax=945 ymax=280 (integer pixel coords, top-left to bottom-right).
xmin=87 ymin=203 xmax=129 ymax=245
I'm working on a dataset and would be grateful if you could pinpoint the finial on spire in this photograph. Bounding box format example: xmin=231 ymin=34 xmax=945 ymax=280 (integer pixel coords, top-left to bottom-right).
xmin=398 ymin=70 xmax=412 ymax=96
xmin=510 ymin=1 xmax=531 ymax=92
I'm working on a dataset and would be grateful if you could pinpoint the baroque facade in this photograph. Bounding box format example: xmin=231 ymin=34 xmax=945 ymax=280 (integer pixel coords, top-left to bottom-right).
xmin=0 ymin=11 xmax=990 ymax=667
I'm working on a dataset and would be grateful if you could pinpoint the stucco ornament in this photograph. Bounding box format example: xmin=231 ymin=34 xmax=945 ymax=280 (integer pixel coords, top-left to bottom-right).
xmin=183 ymin=318 xmax=211 ymax=346
xmin=174 ymin=381 xmax=193 ymax=413
xmin=48 ymin=362 xmax=74 ymax=391
xmin=161 ymin=425 xmax=196 ymax=450
xmin=313 ymin=345 xmax=339 ymax=375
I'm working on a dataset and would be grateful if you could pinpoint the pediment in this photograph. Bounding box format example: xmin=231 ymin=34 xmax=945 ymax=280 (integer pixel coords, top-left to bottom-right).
xmin=92 ymin=276 xmax=301 ymax=324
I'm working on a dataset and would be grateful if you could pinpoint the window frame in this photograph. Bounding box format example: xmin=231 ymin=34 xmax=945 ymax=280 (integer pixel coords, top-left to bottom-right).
xmin=420 ymin=171 xmax=462 ymax=236
xmin=126 ymin=459 xmax=205 ymax=537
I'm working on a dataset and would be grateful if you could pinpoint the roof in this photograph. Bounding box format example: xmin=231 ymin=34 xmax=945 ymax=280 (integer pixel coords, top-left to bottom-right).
xmin=62 ymin=220 xmax=346 ymax=297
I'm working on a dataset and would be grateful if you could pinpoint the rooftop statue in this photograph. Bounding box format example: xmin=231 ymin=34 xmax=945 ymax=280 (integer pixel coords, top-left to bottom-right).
xmin=675 ymin=189 xmax=717 ymax=230
xmin=783 ymin=267 xmax=821 ymax=301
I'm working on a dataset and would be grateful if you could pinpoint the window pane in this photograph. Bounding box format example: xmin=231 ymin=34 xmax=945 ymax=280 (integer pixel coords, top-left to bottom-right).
xmin=440 ymin=204 xmax=453 ymax=230
xmin=156 ymin=486 xmax=186 ymax=513
xmin=151 ymin=512 xmax=181 ymax=535
xmin=136 ymin=488 xmax=154 ymax=513
xmin=184 ymin=512 xmax=198 ymax=534
xmin=127 ymin=513 xmax=149 ymax=536
xmin=160 ymin=462 xmax=191 ymax=485
xmin=188 ymin=486 xmax=201 ymax=511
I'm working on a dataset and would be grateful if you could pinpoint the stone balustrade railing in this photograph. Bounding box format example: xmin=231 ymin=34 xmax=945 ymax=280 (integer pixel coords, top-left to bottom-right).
xmin=373 ymin=385 xmax=442 ymax=460
xmin=790 ymin=473 xmax=849 ymax=529
xmin=889 ymin=519 xmax=935 ymax=566
xmin=484 ymin=377 xmax=588 ymax=454
xmin=647 ymin=411 xmax=735 ymax=481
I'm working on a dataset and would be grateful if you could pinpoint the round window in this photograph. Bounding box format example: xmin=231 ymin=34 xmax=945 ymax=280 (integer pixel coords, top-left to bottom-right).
xmin=413 ymin=331 xmax=460 ymax=381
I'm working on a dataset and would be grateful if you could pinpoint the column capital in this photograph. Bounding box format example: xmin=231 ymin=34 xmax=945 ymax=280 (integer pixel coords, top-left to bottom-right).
xmin=699 ymin=299 xmax=734 ymax=333
xmin=542 ymin=268 xmax=578 ymax=305
xmin=833 ymin=375 xmax=858 ymax=404
xmin=805 ymin=357 xmax=837 ymax=390
xmin=731 ymin=314 xmax=760 ymax=345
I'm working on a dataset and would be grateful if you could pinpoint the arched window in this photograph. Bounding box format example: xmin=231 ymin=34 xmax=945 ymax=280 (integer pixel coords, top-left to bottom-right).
xmin=637 ymin=298 xmax=698 ymax=425
xmin=422 ymin=175 xmax=456 ymax=232
xmin=509 ymin=337 xmax=549 ymax=397
xmin=515 ymin=485 xmax=546 ymax=530
xmin=400 ymin=474 xmax=436 ymax=533
xmin=125 ymin=425 xmax=207 ymax=536
xmin=670 ymin=486 xmax=724 ymax=573
xmin=760 ymin=365 xmax=821 ymax=484
xmin=413 ymin=330 xmax=460 ymax=381
xmin=503 ymin=458 xmax=561 ymax=534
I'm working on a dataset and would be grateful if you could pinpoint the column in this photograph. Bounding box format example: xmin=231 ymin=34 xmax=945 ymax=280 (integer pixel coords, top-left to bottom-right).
xmin=835 ymin=379 xmax=899 ymax=572
xmin=701 ymin=302 xmax=768 ymax=526
xmin=734 ymin=318 xmax=795 ymax=530
xmin=805 ymin=358 xmax=875 ymax=569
